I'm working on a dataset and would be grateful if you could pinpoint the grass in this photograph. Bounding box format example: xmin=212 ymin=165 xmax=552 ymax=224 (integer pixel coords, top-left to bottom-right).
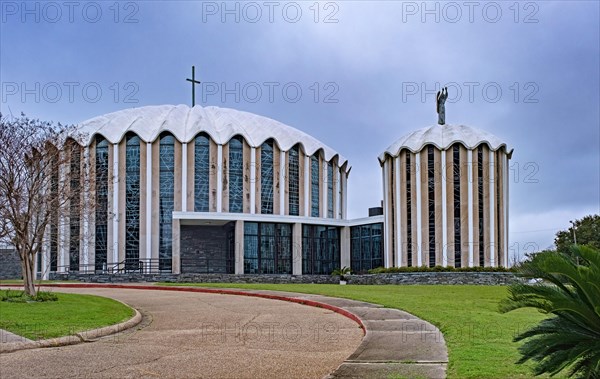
xmin=0 ymin=280 xmax=78 ymax=284
xmin=159 ymin=283 xmax=557 ymax=379
xmin=0 ymin=291 xmax=134 ymax=340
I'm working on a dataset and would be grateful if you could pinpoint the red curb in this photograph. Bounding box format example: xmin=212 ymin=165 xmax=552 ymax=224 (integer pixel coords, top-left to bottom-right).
xmin=1 ymin=284 xmax=366 ymax=335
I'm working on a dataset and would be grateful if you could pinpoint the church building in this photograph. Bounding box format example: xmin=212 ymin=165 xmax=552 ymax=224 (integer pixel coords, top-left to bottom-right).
xmin=38 ymin=102 xmax=512 ymax=278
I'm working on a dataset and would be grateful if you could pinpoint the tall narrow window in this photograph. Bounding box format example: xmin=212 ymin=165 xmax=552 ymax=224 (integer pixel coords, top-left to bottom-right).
xmin=327 ymin=162 xmax=334 ymax=218
xmin=310 ymin=155 xmax=320 ymax=217
xmin=69 ymin=142 xmax=81 ymax=271
xmin=288 ymin=146 xmax=299 ymax=216
xmin=478 ymin=145 xmax=484 ymax=266
xmin=405 ymin=151 xmax=412 ymax=267
xmin=243 ymin=222 xmax=292 ymax=274
xmin=49 ymin=152 xmax=58 ymax=271
xmin=428 ymin=146 xmax=435 ymax=267
xmin=194 ymin=134 xmax=210 ymax=212
xmin=350 ymin=223 xmax=383 ymax=273
xmin=125 ymin=134 xmax=140 ymax=267
xmin=229 ymin=136 xmax=243 ymax=213
xmin=302 ymin=225 xmax=339 ymax=274
xmin=453 ymin=144 xmax=461 ymax=267
xmin=95 ymin=136 xmax=109 ymax=271
xmin=496 ymin=155 xmax=502 ymax=266
xmin=260 ymin=140 xmax=273 ymax=214
xmin=159 ymin=134 xmax=175 ymax=271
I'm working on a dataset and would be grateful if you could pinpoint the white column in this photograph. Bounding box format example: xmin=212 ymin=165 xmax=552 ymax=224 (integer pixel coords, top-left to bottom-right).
xmin=217 ymin=144 xmax=223 ymax=213
xmin=382 ymin=160 xmax=390 ymax=267
xmin=58 ymin=152 xmax=68 ymax=272
xmin=467 ymin=149 xmax=474 ymax=267
xmin=234 ymin=220 xmax=244 ymax=274
xmin=335 ymin=168 xmax=341 ymax=219
xmin=146 ymin=142 xmax=152 ymax=266
xmin=394 ymin=156 xmax=402 ymax=267
xmin=42 ymin=226 xmax=50 ymax=280
xmin=280 ymin=150 xmax=286 ymax=216
xmin=441 ymin=149 xmax=448 ymax=266
xmin=304 ymin=155 xmax=310 ymax=216
xmin=292 ymin=223 xmax=302 ymax=275
xmin=322 ymin=161 xmax=328 ymax=218
xmin=82 ymin=146 xmax=90 ymax=269
xmin=341 ymin=171 xmax=348 ymax=220
xmin=503 ymin=153 xmax=509 ymax=267
xmin=181 ymin=143 xmax=187 ymax=212
xmin=112 ymin=143 xmax=119 ymax=266
xmin=250 ymin=147 xmax=256 ymax=214
xmin=415 ymin=151 xmax=422 ymax=267
xmin=489 ymin=151 xmax=496 ymax=267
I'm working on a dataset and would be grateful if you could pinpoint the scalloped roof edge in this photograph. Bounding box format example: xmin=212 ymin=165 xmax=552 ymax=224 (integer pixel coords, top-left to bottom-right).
xmin=75 ymin=104 xmax=350 ymax=172
xmin=378 ymin=124 xmax=513 ymax=164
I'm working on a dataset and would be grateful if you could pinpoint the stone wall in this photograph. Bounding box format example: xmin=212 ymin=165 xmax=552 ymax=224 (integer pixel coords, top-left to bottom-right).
xmin=0 ymin=249 xmax=22 ymax=280
xmin=346 ymin=272 xmax=519 ymax=285
xmin=49 ymin=271 xmax=519 ymax=285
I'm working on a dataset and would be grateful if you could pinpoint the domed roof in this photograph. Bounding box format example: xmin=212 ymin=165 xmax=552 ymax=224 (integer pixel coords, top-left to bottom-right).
xmin=76 ymin=104 xmax=349 ymax=171
xmin=378 ymin=124 xmax=512 ymax=164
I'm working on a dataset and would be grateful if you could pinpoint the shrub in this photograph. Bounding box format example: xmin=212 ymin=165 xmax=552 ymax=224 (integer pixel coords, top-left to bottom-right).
xmin=367 ymin=265 xmax=514 ymax=274
xmin=0 ymin=289 xmax=57 ymax=302
xmin=499 ymin=245 xmax=600 ymax=378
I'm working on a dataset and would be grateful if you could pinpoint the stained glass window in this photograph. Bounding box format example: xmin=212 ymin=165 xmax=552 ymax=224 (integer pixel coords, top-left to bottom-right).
xmin=260 ymin=140 xmax=273 ymax=214
xmin=244 ymin=222 xmax=292 ymax=274
xmin=125 ymin=134 xmax=140 ymax=268
xmin=229 ymin=136 xmax=243 ymax=213
xmin=302 ymin=225 xmax=339 ymax=274
xmin=478 ymin=145 xmax=484 ymax=267
xmin=453 ymin=144 xmax=461 ymax=267
xmin=69 ymin=142 xmax=80 ymax=271
xmin=310 ymin=155 xmax=320 ymax=217
xmin=49 ymin=151 xmax=58 ymax=272
xmin=95 ymin=136 xmax=109 ymax=271
xmin=350 ymin=223 xmax=383 ymax=273
xmin=194 ymin=134 xmax=210 ymax=212
xmin=428 ymin=145 xmax=435 ymax=267
xmin=288 ymin=146 xmax=300 ymax=216
xmin=159 ymin=134 xmax=175 ymax=271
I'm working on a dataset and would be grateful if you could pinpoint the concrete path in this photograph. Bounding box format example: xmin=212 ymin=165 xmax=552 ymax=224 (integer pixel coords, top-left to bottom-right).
xmin=0 ymin=329 xmax=32 ymax=344
xmin=0 ymin=287 xmax=363 ymax=379
xmin=218 ymin=288 xmax=449 ymax=379
xmin=0 ymin=284 xmax=449 ymax=378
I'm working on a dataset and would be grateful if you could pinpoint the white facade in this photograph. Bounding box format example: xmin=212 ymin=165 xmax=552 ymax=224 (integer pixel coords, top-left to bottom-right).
xmin=379 ymin=124 xmax=513 ymax=268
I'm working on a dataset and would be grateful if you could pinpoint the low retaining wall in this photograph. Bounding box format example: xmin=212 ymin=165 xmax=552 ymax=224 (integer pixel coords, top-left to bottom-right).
xmin=50 ymin=272 xmax=519 ymax=285
xmin=347 ymin=272 xmax=519 ymax=285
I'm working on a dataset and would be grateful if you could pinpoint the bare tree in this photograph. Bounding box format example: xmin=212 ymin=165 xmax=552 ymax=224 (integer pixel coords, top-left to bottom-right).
xmin=0 ymin=113 xmax=89 ymax=296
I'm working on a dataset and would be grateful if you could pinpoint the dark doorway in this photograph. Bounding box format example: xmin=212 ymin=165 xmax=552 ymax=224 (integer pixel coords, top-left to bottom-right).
xmin=180 ymin=222 xmax=235 ymax=274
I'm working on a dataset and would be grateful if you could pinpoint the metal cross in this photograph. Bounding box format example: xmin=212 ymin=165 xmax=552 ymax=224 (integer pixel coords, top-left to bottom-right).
xmin=186 ymin=66 xmax=201 ymax=107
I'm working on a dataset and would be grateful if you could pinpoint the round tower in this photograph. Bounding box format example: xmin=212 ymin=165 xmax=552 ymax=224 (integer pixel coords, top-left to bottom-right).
xmin=378 ymin=124 xmax=513 ymax=268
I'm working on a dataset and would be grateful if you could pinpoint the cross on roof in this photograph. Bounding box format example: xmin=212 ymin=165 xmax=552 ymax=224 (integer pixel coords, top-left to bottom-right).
xmin=186 ymin=66 xmax=201 ymax=107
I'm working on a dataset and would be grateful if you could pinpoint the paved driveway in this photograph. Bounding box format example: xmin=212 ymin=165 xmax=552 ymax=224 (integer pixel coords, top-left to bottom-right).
xmin=0 ymin=287 xmax=363 ymax=379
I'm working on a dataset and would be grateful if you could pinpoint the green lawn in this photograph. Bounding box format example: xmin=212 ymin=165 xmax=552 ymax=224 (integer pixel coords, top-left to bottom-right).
xmin=0 ymin=291 xmax=134 ymax=340
xmin=161 ymin=283 xmax=555 ymax=379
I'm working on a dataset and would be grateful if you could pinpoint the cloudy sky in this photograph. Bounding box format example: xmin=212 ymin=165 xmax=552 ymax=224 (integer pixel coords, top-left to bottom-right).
xmin=1 ymin=1 xmax=598 ymax=261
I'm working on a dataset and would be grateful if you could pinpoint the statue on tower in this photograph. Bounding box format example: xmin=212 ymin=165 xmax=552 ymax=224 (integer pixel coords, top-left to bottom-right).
xmin=436 ymin=87 xmax=448 ymax=125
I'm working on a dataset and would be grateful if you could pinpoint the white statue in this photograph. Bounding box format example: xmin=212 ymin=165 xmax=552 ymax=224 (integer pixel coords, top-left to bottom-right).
xmin=436 ymin=87 xmax=448 ymax=125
